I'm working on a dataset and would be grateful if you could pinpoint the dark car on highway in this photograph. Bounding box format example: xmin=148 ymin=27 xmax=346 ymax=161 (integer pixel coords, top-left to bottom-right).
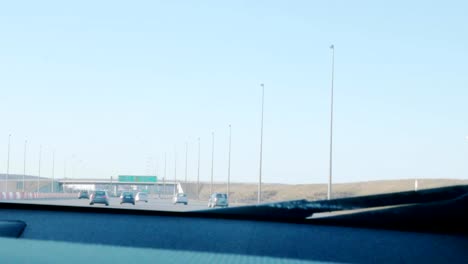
xmin=120 ymin=192 xmax=135 ymax=205
xmin=78 ymin=191 xmax=89 ymax=199
xmin=89 ymin=190 xmax=109 ymax=206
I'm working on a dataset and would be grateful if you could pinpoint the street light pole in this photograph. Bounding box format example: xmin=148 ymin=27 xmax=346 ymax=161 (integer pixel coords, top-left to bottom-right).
xmin=52 ymin=150 xmax=55 ymax=193
xmin=258 ymin=84 xmax=265 ymax=204
xmin=23 ymin=140 xmax=27 ymax=192
xmin=163 ymin=152 xmax=166 ymax=197
xmin=227 ymin=124 xmax=232 ymax=199
xmin=328 ymin=44 xmax=335 ymax=200
xmin=184 ymin=142 xmax=188 ymax=183
xmin=197 ymin=137 xmax=201 ymax=200
xmin=210 ymin=132 xmax=214 ymax=195
xmin=38 ymin=145 xmax=42 ymax=193
xmin=174 ymin=148 xmax=177 ymax=194
xmin=6 ymin=134 xmax=11 ymax=192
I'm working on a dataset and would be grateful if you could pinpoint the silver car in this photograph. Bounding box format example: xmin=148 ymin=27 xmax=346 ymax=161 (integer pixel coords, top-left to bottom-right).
xmin=173 ymin=193 xmax=188 ymax=205
xmin=135 ymin=192 xmax=148 ymax=203
xmin=90 ymin=190 xmax=109 ymax=206
xmin=208 ymin=193 xmax=229 ymax=208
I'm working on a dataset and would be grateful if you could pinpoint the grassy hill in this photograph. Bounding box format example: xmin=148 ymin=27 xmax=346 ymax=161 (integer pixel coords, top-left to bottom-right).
xmin=182 ymin=179 xmax=468 ymax=204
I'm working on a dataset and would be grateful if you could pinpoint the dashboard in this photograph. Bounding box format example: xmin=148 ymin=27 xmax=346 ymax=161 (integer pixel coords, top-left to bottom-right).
xmin=0 ymin=202 xmax=467 ymax=263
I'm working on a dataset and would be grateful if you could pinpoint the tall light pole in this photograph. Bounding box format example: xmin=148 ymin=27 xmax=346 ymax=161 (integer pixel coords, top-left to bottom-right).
xmin=328 ymin=44 xmax=335 ymax=200
xmin=23 ymin=139 xmax=27 ymax=192
xmin=155 ymin=156 xmax=159 ymax=195
xmin=6 ymin=134 xmax=11 ymax=192
xmin=184 ymin=142 xmax=188 ymax=183
xmin=197 ymin=137 xmax=201 ymax=200
xmin=227 ymin=124 xmax=232 ymax=199
xmin=258 ymin=84 xmax=265 ymax=204
xmin=37 ymin=145 xmax=42 ymax=193
xmin=163 ymin=152 xmax=167 ymax=197
xmin=174 ymin=148 xmax=177 ymax=194
xmin=51 ymin=150 xmax=55 ymax=193
xmin=210 ymin=131 xmax=214 ymax=195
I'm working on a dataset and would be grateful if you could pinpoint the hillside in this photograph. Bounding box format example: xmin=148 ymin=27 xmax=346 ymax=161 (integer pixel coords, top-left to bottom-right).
xmin=181 ymin=179 xmax=468 ymax=204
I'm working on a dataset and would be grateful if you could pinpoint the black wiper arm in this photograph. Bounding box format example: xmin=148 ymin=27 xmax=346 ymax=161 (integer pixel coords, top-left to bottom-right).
xmin=307 ymin=185 xmax=468 ymax=212
xmin=195 ymin=199 xmax=314 ymax=221
xmin=194 ymin=185 xmax=468 ymax=221
xmin=310 ymin=192 xmax=468 ymax=235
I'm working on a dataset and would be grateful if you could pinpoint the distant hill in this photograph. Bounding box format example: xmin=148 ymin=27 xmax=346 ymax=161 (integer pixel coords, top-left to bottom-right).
xmin=181 ymin=179 xmax=468 ymax=204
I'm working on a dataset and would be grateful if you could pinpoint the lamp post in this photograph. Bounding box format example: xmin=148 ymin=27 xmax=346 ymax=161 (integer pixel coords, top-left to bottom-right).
xmin=38 ymin=145 xmax=42 ymax=193
xmin=227 ymin=125 xmax=232 ymax=199
xmin=328 ymin=44 xmax=335 ymax=200
xmin=258 ymin=84 xmax=265 ymax=204
xmin=23 ymin=140 xmax=27 ymax=192
xmin=210 ymin=132 xmax=214 ymax=195
xmin=174 ymin=148 xmax=177 ymax=194
xmin=52 ymin=150 xmax=55 ymax=193
xmin=184 ymin=142 xmax=188 ymax=183
xmin=6 ymin=134 xmax=11 ymax=192
xmin=163 ymin=152 xmax=166 ymax=197
xmin=197 ymin=137 xmax=201 ymax=200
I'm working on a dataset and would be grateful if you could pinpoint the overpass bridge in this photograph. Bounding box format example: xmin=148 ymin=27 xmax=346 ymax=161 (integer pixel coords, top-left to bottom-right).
xmin=57 ymin=178 xmax=182 ymax=197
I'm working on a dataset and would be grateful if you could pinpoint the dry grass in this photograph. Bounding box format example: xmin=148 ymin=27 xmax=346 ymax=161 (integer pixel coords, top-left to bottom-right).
xmin=182 ymin=179 xmax=468 ymax=204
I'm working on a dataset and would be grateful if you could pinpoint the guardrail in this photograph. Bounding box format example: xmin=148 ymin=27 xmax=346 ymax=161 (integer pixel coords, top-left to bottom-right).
xmin=0 ymin=192 xmax=76 ymax=200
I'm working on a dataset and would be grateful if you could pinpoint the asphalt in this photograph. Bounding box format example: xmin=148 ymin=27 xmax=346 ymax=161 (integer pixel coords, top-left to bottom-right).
xmin=5 ymin=197 xmax=211 ymax=212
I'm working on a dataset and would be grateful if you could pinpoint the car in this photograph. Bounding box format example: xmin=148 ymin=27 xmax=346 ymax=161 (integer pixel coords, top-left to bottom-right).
xmin=135 ymin=192 xmax=148 ymax=203
xmin=89 ymin=190 xmax=109 ymax=206
xmin=208 ymin=193 xmax=229 ymax=208
xmin=173 ymin=193 xmax=188 ymax=205
xmin=120 ymin=192 xmax=135 ymax=205
xmin=78 ymin=191 xmax=89 ymax=199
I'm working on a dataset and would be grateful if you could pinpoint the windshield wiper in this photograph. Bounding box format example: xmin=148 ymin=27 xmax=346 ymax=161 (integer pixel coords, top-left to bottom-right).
xmin=196 ymin=185 xmax=468 ymax=235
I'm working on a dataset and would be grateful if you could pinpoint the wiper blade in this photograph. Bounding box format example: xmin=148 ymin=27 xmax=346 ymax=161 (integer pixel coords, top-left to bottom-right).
xmin=307 ymin=184 xmax=468 ymax=212
xmin=310 ymin=192 xmax=468 ymax=235
xmin=195 ymin=185 xmax=468 ymax=222
xmin=196 ymin=199 xmax=314 ymax=220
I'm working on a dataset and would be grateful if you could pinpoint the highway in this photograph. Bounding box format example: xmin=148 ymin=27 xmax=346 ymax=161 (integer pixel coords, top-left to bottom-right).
xmin=6 ymin=197 xmax=212 ymax=212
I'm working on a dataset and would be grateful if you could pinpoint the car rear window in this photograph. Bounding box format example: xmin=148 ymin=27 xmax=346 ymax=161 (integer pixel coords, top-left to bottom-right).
xmin=216 ymin=194 xmax=226 ymax=198
xmin=95 ymin=191 xmax=105 ymax=196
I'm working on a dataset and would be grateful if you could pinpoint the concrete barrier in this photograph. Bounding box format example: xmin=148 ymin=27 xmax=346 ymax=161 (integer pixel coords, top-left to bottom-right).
xmin=0 ymin=192 xmax=75 ymax=200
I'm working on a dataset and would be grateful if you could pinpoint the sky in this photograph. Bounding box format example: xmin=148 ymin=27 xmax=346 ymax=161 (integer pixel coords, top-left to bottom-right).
xmin=0 ymin=1 xmax=467 ymax=184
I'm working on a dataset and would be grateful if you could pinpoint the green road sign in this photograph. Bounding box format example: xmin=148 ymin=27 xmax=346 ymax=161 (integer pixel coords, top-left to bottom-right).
xmin=118 ymin=175 xmax=157 ymax=183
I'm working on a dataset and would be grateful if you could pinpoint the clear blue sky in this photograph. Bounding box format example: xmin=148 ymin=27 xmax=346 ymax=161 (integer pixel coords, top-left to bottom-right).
xmin=0 ymin=1 xmax=467 ymax=184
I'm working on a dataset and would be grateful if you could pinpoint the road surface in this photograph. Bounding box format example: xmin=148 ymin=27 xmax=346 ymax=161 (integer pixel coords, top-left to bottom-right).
xmin=5 ymin=197 xmax=214 ymax=212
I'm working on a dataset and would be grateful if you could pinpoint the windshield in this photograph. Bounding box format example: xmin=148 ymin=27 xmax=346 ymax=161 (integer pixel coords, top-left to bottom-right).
xmin=0 ymin=1 xmax=467 ymax=214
